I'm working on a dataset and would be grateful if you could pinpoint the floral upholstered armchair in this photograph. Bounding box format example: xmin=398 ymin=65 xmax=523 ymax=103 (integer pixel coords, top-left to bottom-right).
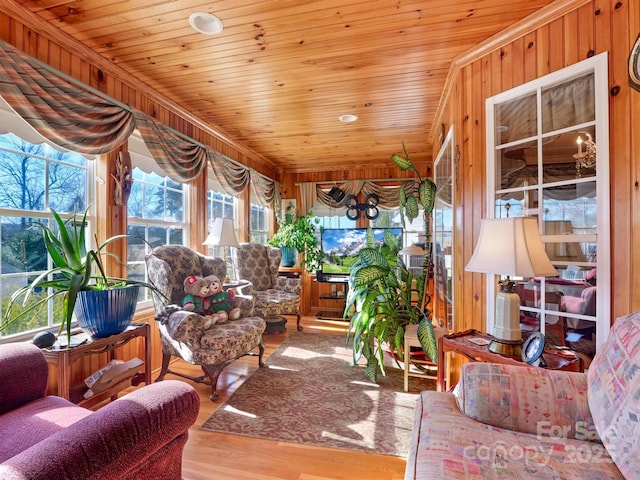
xmin=234 ymin=243 xmax=303 ymax=331
xmin=145 ymin=245 xmax=266 ymax=400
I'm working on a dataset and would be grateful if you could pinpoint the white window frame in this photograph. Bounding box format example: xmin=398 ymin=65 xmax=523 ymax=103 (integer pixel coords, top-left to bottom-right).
xmin=485 ymin=53 xmax=610 ymax=351
xmin=0 ymin=132 xmax=95 ymax=341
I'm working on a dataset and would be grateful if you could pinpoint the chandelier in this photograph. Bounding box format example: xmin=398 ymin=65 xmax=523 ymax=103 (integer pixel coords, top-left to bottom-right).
xmin=573 ymin=132 xmax=596 ymax=171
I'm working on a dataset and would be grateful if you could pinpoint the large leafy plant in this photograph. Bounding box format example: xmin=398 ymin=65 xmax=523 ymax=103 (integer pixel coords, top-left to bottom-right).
xmin=345 ymin=229 xmax=437 ymax=381
xmin=268 ymin=211 xmax=323 ymax=272
xmin=2 ymin=207 xmax=161 ymax=340
xmin=344 ymin=143 xmax=438 ymax=382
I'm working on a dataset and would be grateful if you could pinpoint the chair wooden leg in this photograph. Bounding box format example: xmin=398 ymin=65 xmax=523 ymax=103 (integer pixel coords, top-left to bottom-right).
xmin=296 ymin=313 xmax=303 ymax=331
xmin=258 ymin=338 xmax=265 ymax=367
xmin=201 ymin=364 xmax=226 ymax=401
xmin=155 ymin=352 xmax=172 ymax=382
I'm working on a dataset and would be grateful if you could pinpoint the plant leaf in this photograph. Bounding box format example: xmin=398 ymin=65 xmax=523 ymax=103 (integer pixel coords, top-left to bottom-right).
xmin=418 ymin=179 xmax=437 ymax=214
xmin=404 ymin=195 xmax=419 ymax=222
xmin=353 ymin=265 xmax=387 ymax=288
xmin=358 ymin=248 xmax=388 ymax=268
xmin=391 ymin=153 xmax=412 ymax=171
xmin=418 ymin=318 xmax=438 ymax=363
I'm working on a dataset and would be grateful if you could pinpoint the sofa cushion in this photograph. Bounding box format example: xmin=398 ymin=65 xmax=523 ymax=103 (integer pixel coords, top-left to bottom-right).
xmin=406 ymin=391 xmax=624 ymax=480
xmin=0 ymin=396 xmax=92 ymax=462
xmin=588 ymin=311 xmax=640 ymax=479
xmin=454 ymin=362 xmax=596 ymax=441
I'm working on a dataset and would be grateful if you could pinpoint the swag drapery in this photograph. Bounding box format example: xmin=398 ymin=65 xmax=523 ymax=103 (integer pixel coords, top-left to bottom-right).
xmin=299 ymin=180 xmax=418 ymax=216
xmin=0 ymin=38 xmax=278 ymax=202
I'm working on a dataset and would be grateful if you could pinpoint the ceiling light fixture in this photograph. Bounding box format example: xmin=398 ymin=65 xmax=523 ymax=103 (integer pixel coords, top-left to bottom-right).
xmin=339 ymin=114 xmax=358 ymax=123
xmin=189 ymin=12 xmax=224 ymax=35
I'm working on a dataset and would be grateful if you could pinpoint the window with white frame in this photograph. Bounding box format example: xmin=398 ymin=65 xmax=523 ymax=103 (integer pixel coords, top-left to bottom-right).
xmin=250 ymin=203 xmax=268 ymax=244
xmin=127 ymin=166 xmax=187 ymax=303
xmin=0 ymin=132 xmax=92 ymax=339
xmin=486 ymin=53 xmax=610 ymax=357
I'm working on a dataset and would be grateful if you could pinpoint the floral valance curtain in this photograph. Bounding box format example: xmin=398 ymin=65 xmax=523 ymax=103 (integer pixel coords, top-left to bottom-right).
xmin=0 ymin=39 xmax=135 ymax=154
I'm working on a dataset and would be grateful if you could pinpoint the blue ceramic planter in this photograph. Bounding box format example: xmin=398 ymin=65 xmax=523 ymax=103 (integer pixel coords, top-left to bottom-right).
xmin=280 ymin=246 xmax=297 ymax=267
xmin=74 ymin=286 xmax=140 ymax=338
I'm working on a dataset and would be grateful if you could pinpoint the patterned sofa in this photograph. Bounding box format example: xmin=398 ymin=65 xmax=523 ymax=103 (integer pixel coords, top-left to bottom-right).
xmin=405 ymin=312 xmax=640 ymax=479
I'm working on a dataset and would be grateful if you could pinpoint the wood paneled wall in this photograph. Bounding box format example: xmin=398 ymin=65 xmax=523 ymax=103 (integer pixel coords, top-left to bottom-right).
xmin=434 ymin=0 xmax=640 ymax=340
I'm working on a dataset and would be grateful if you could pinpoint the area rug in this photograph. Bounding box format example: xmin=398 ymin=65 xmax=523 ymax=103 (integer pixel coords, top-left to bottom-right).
xmin=201 ymin=332 xmax=435 ymax=457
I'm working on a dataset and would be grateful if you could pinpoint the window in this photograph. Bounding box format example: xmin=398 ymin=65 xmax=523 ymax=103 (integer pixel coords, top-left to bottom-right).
xmin=127 ymin=167 xmax=187 ymax=303
xmin=206 ymin=189 xmax=237 ymax=278
xmin=250 ymin=203 xmax=268 ymax=244
xmin=0 ymin=133 xmax=91 ymax=338
xmin=486 ymin=54 xmax=610 ymax=357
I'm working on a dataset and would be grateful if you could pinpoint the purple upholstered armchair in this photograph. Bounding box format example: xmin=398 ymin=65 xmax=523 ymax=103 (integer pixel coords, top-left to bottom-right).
xmin=0 ymin=342 xmax=199 ymax=480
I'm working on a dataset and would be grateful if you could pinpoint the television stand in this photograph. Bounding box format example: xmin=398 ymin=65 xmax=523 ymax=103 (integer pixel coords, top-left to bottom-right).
xmin=315 ymin=275 xmax=348 ymax=320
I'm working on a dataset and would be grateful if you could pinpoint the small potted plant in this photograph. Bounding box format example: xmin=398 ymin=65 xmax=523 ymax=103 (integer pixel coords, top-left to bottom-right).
xmin=268 ymin=210 xmax=323 ymax=272
xmin=1 ymin=207 xmax=163 ymax=341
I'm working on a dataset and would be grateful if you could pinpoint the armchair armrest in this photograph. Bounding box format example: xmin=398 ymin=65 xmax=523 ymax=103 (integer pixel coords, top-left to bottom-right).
xmin=231 ymin=292 xmax=255 ymax=318
xmin=161 ymin=308 xmax=209 ymax=348
xmin=0 ymin=381 xmax=200 ymax=480
xmin=0 ymin=343 xmax=48 ymax=415
xmin=274 ymin=276 xmax=302 ymax=295
xmin=453 ymin=362 xmax=598 ymax=441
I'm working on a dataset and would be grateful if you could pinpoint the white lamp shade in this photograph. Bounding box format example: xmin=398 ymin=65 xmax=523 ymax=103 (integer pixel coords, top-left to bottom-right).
xmin=465 ymin=217 xmax=557 ymax=278
xmin=203 ymin=218 xmax=239 ymax=247
xmin=398 ymin=244 xmax=425 ymax=256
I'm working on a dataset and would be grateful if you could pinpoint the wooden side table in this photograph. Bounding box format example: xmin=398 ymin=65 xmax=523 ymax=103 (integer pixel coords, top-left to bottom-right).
xmin=437 ymin=329 xmax=583 ymax=392
xmin=41 ymin=323 xmax=151 ymax=408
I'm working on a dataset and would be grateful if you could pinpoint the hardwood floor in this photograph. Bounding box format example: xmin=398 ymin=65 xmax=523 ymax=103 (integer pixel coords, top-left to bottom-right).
xmin=161 ymin=316 xmax=407 ymax=480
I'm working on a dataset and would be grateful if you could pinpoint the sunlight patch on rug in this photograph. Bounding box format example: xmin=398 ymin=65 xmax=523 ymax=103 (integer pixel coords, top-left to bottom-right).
xmin=201 ymin=332 xmax=435 ymax=457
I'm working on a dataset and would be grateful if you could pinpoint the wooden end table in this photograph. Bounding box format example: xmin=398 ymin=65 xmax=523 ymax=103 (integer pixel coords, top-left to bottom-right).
xmin=41 ymin=322 xmax=151 ymax=408
xmin=437 ymin=329 xmax=583 ymax=392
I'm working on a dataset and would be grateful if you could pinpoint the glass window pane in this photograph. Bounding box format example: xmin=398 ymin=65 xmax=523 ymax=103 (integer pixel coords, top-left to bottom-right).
xmin=148 ymin=226 xmax=167 ymax=247
xmin=494 ymin=93 xmax=537 ymax=144
xmin=127 ymin=226 xmax=147 ymax=262
xmin=0 ymin=151 xmax=46 ymax=211
xmin=144 ymin=186 xmax=164 ymax=220
xmin=49 ymin=163 xmax=87 ymax=213
xmin=494 ymin=192 xmax=532 ymax=218
xmin=165 ymin=190 xmax=183 ymax=222
xmin=541 ymin=73 xmax=594 ymax=133
xmin=497 ymin=140 xmax=537 ymax=190
xmin=169 ymin=228 xmax=183 ymax=245
xmin=128 ymin=182 xmax=144 ymax=218
xmin=542 ymin=127 xmax=596 ymax=183
xmin=542 ymin=183 xmax=597 ymax=230
xmin=1 ymin=216 xmax=49 ymax=273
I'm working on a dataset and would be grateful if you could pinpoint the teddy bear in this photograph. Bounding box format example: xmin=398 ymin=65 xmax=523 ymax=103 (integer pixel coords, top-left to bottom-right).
xmin=182 ymin=275 xmax=220 ymax=329
xmin=204 ymin=275 xmax=241 ymax=321
xmin=182 ymin=275 xmax=211 ymax=315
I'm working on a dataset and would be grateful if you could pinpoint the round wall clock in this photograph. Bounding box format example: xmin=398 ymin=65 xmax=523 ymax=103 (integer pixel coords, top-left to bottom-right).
xmin=521 ymin=332 xmax=546 ymax=366
xmin=629 ymin=33 xmax=640 ymax=93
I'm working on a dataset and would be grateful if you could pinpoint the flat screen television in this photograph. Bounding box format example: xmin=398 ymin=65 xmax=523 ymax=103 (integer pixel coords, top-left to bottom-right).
xmin=320 ymin=227 xmax=403 ymax=275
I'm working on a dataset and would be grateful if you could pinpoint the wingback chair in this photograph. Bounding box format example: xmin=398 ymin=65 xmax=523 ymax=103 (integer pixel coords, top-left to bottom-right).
xmin=145 ymin=245 xmax=266 ymax=400
xmin=234 ymin=243 xmax=303 ymax=331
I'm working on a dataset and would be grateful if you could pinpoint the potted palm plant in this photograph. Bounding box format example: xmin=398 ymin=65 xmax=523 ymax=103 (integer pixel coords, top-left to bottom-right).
xmin=344 ymin=143 xmax=438 ymax=382
xmin=1 ymin=207 xmax=162 ymax=341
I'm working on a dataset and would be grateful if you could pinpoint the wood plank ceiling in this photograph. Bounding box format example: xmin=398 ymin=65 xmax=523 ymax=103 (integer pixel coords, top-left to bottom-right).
xmin=14 ymin=0 xmax=554 ymax=173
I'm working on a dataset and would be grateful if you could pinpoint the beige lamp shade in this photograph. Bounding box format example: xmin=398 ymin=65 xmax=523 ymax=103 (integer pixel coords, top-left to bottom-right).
xmin=398 ymin=244 xmax=425 ymax=256
xmin=465 ymin=217 xmax=557 ymax=278
xmin=203 ymin=218 xmax=239 ymax=247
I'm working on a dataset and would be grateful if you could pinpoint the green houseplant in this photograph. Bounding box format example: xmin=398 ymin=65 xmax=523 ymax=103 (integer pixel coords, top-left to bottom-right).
xmin=344 ymin=143 xmax=438 ymax=382
xmin=1 ymin=207 xmax=162 ymax=341
xmin=268 ymin=210 xmax=323 ymax=272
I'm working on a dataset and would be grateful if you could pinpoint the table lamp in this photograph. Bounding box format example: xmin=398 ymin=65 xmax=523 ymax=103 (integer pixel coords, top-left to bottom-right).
xmin=465 ymin=217 xmax=557 ymax=355
xmin=203 ymin=218 xmax=239 ymax=280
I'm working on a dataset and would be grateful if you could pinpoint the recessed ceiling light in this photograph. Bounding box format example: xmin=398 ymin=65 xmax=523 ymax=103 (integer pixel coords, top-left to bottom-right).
xmin=189 ymin=12 xmax=224 ymax=35
xmin=339 ymin=114 xmax=358 ymax=123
